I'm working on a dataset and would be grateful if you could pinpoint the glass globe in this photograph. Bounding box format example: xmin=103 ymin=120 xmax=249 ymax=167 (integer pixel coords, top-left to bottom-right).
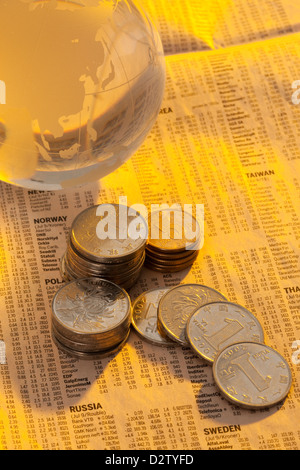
xmin=0 ymin=0 xmax=165 ymax=190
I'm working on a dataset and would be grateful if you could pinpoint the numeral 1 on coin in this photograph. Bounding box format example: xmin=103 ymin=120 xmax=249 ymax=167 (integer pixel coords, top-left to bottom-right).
xmin=204 ymin=318 xmax=243 ymax=351
xmin=231 ymin=352 xmax=271 ymax=392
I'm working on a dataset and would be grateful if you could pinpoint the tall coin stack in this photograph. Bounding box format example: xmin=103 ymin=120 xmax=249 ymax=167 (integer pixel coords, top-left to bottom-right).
xmin=51 ymin=278 xmax=132 ymax=359
xmin=145 ymin=207 xmax=201 ymax=272
xmin=61 ymin=203 xmax=148 ymax=290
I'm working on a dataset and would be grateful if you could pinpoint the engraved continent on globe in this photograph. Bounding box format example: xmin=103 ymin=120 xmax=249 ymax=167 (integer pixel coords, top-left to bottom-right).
xmin=0 ymin=0 xmax=165 ymax=189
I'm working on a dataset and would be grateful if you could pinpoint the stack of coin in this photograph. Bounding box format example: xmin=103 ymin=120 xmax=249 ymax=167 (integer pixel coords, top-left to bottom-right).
xmin=145 ymin=207 xmax=201 ymax=272
xmin=51 ymin=277 xmax=132 ymax=359
xmin=61 ymin=203 xmax=148 ymax=290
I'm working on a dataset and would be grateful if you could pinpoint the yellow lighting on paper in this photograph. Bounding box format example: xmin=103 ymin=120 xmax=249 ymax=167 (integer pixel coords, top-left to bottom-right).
xmin=143 ymin=0 xmax=234 ymax=50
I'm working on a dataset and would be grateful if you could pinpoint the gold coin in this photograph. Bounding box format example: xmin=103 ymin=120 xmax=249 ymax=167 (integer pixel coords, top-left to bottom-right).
xmin=144 ymin=254 xmax=198 ymax=273
xmin=145 ymin=249 xmax=198 ymax=266
xmin=148 ymin=207 xmax=201 ymax=253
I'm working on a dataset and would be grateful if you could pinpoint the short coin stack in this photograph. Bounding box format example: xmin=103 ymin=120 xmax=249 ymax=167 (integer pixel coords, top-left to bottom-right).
xmin=132 ymin=283 xmax=292 ymax=410
xmin=51 ymin=278 xmax=132 ymax=359
xmin=61 ymin=203 xmax=148 ymax=290
xmin=145 ymin=208 xmax=201 ymax=273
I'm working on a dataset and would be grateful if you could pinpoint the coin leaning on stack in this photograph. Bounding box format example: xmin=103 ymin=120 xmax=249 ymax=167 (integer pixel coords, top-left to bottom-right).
xmin=61 ymin=203 xmax=148 ymax=290
xmin=51 ymin=278 xmax=132 ymax=359
xmin=145 ymin=207 xmax=201 ymax=272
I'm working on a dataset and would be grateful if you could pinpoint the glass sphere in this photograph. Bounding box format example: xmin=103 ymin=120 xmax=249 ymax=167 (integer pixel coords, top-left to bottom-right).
xmin=0 ymin=0 xmax=165 ymax=190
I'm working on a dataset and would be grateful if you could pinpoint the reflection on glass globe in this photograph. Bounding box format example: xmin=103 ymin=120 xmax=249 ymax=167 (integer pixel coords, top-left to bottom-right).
xmin=0 ymin=0 xmax=165 ymax=190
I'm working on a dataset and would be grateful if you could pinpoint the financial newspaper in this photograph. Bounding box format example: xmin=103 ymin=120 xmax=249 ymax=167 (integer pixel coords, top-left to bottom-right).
xmin=0 ymin=0 xmax=300 ymax=451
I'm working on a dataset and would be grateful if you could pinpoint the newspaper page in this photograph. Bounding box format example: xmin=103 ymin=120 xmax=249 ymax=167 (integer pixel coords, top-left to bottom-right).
xmin=141 ymin=0 xmax=300 ymax=54
xmin=0 ymin=1 xmax=300 ymax=452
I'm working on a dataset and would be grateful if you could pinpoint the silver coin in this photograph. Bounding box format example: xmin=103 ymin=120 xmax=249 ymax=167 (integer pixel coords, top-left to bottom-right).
xmin=132 ymin=288 xmax=175 ymax=346
xmin=62 ymin=246 xmax=145 ymax=289
xmin=158 ymin=284 xmax=227 ymax=346
xmin=52 ymin=324 xmax=108 ymax=352
xmin=213 ymin=342 xmax=292 ymax=409
xmin=52 ymin=321 xmax=130 ymax=352
xmin=65 ymin=249 xmax=145 ymax=279
xmin=52 ymin=278 xmax=131 ymax=343
xmin=52 ymin=328 xmax=131 ymax=360
xmin=70 ymin=204 xmax=148 ymax=263
xmin=68 ymin=236 xmax=145 ymax=267
xmin=60 ymin=254 xmax=76 ymax=282
xmin=53 ymin=308 xmax=131 ymax=348
xmin=186 ymin=302 xmax=265 ymax=363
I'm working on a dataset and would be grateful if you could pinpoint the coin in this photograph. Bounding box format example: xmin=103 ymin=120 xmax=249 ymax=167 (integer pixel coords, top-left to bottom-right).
xmin=148 ymin=207 xmax=201 ymax=253
xmin=71 ymin=203 xmax=148 ymax=262
xmin=213 ymin=342 xmax=292 ymax=409
xmin=144 ymin=257 xmax=197 ymax=273
xmin=186 ymin=302 xmax=265 ymax=363
xmin=60 ymin=253 xmax=77 ymax=282
xmin=65 ymin=245 xmax=145 ymax=283
xmin=60 ymin=254 xmax=69 ymax=281
xmin=132 ymin=288 xmax=175 ymax=346
xmin=146 ymin=244 xmax=199 ymax=260
xmin=145 ymin=207 xmax=201 ymax=273
xmin=52 ymin=324 xmax=108 ymax=352
xmin=145 ymin=249 xmax=198 ymax=266
xmin=52 ymin=328 xmax=131 ymax=360
xmin=158 ymin=284 xmax=227 ymax=345
xmin=52 ymin=278 xmax=131 ymax=348
xmin=67 ymin=238 xmax=143 ymax=271
xmin=61 ymin=203 xmax=147 ymax=288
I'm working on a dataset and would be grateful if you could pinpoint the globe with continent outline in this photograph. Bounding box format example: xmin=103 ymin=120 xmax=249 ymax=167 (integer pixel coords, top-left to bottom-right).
xmin=0 ymin=0 xmax=165 ymax=190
